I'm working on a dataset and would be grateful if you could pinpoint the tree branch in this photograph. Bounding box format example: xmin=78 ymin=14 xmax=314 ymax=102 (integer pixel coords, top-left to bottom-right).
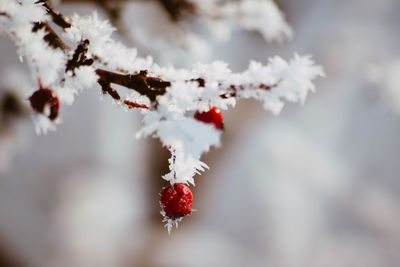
xmin=66 ymin=39 xmax=94 ymax=73
xmin=31 ymin=1 xmax=170 ymax=103
xmin=34 ymin=0 xmax=280 ymax=108
xmin=124 ymin=100 xmax=150 ymax=109
xmin=95 ymin=69 xmax=170 ymax=102
xmin=32 ymin=22 xmax=71 ymax=51
xmin=35 ymin=0 xmax=71 ymax=29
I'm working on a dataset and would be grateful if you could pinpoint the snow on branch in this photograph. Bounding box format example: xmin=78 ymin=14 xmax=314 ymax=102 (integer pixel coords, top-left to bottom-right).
xmin=0 ymin=0 xmax=323 ymax=229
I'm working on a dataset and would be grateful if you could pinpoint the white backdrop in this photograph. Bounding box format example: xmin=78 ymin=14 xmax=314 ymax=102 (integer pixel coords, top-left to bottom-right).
xmin=1 ymin=0 xmax=400 ymax=266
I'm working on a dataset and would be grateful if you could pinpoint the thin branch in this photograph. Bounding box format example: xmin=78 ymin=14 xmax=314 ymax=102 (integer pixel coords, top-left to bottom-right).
xmin=34 ymin=0 xmax=281 ymax=106
xmin=124 ymin=100 xmax=150 ymax=109
xmin=95 ymin=69 xmax=170 ymax=102
xmin=32 ymin=22 xmax=71 ymax=51
xmin=28 ymin=15 xmax=168 ymax=101
xmin=66 ymin=40 xmax=94 ymax=73
xmin=35 ymin=0 xmax=71 ymax=29
xmin=98 ymin=77 xmax=121 ymax=100
xmin=33 ymin=1 xmax=171 ymax=102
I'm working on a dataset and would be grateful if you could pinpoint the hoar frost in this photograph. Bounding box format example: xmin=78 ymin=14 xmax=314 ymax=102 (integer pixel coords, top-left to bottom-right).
xmin=137 ymin=55 xmax=323 ymax=185
xmin=0 ymin=0 xmax=324 ymax=229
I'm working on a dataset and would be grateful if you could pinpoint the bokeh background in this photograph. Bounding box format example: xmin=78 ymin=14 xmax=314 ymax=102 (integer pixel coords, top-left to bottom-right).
xmin=1 ymin=0 xmax=400 ymax=266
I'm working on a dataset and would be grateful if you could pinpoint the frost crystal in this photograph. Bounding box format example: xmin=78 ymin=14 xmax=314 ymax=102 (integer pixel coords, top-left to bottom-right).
xmin=161 ymin=210 xmax=184 ymax=235
xmin=135 ymin=54 xmax=323 ymax=184
xmin=31 ymin=114 xmax=59 ymax=135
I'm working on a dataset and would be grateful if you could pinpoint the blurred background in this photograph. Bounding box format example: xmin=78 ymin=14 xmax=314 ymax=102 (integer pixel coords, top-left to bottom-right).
xmin=1 ymin=0 xmax=400 ymax=266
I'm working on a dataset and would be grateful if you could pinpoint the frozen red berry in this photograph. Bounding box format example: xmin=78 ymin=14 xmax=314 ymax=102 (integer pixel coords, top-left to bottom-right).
xmin=160 ymin=183 xmax=193 ymax=218
xmin=194 ymin=106 xmax=223 ymax=129
xmin=29 ymin=88 xmax=59 ymax=121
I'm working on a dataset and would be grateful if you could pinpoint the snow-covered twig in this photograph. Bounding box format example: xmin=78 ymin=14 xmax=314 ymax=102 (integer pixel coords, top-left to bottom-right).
xmin=0 ymin=0 xmax=324 ymax=229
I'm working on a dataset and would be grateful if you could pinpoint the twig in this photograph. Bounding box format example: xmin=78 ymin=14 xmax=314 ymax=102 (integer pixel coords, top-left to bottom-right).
xmin=28 ymin=8 xmax=169 ymax=102
xmin=66 ymin=40 xmax=94 ymax=73
xmin=95 ymin=69 xmax=170 ymax=102
xmin=124 ymin=100 xmax=150 ymax=109
xmin=32 ymin=22 xmax=71 ymax=51
xmin=35 ymin=0 xmax=71 ymax=29
xmin=33 ymin=0 xmax=280 ymax=106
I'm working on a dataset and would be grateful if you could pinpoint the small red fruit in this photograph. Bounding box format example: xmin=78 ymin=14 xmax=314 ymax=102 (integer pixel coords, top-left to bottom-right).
xmin=160 ymin=183 xmax=193 ymax=218
xmin=194 ymin=106 xmax=223 ymax=129
xmin=29 ymin=88 xmax=59 ymax=121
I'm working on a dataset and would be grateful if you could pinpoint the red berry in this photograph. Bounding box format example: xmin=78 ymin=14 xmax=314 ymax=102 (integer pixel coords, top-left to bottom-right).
xmin=194 ymin=106 xmax=223 ymax=129
xmin=29 ymin=88 xmax=59 ymax=121
xmin=160 ymin=183 xmax=193 ymax=218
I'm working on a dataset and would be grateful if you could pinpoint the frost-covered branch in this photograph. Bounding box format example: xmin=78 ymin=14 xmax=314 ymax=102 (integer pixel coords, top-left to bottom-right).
xmin=0 ymin=0 xmax=324 ymax=231
xmin=35 ymin=0 xmax=72 ymax=29
xmin=32 ymin=22 xmax=71 ymax=51
xmin=96 ymin=69 xmax=170 ymax=102
xmin=29 ymin=9 xmax=295 ymax=110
